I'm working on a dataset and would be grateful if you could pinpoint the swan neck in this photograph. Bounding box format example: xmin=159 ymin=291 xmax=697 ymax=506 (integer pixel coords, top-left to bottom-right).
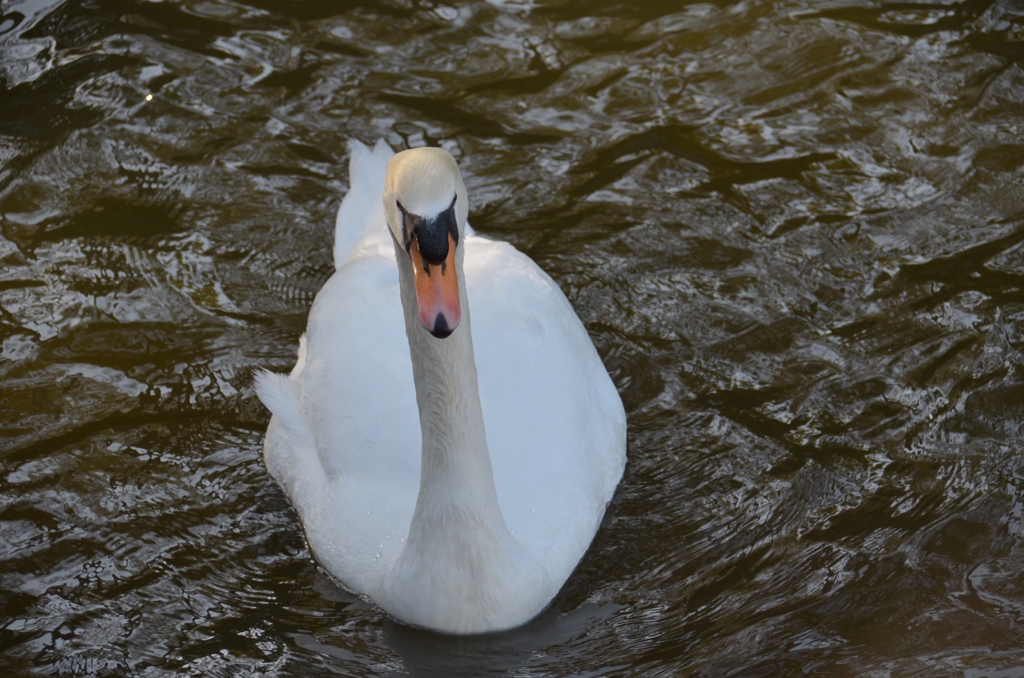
xmin=380 ymin=232 xmax=548 ymax=632
xmin=394 ymin=238 xmax=504 ymax=519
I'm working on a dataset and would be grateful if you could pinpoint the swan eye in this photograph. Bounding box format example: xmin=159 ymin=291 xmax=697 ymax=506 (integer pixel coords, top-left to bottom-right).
xmin=396 ymin=200 xmax=412 ymax=248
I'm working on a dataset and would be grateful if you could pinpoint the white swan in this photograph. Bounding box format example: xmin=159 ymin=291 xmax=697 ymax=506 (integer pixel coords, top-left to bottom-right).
xmin=256 ymin=139 xmax=626 ymax=634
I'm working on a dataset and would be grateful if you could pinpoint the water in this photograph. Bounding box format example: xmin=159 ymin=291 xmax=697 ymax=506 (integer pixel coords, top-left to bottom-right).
xmin=2 ymin=0 xmax=1024 ymax=674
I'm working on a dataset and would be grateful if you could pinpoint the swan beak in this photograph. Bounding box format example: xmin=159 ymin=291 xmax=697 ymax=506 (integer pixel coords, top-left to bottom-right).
xmin=410 ymin=233 xmax=461 ymax=338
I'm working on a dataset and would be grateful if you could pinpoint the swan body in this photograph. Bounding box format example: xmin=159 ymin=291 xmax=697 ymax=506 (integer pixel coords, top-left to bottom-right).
xmin=256 ymin=139 xmax=626 ymax=634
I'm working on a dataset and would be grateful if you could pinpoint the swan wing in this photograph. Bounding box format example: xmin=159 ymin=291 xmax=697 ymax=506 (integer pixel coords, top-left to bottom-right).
xmin=467 ymin=236 xmax=627 ymax=583
xmin=333 ymin=139 xmax=394 ymax=268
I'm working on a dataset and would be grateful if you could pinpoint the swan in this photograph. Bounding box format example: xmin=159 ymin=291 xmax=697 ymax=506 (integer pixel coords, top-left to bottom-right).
xmin=255 ymin=139 xmax=626 ymax=634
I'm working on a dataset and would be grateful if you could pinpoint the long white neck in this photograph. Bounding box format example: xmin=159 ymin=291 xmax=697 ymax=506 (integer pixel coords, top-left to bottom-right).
xmin=380 ymin=237 xmax=544 ymax=633
xmin=398 ymin=239 xmax=502 ymax=526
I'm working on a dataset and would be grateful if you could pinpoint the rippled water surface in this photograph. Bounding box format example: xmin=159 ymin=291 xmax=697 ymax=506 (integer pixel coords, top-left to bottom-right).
xmin=3 ymin=0 xmax=1024 ymax=674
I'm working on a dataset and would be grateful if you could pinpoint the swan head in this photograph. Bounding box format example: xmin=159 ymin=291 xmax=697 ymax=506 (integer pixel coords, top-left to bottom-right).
xmin=382 ymin=147 xmax=469 ymax=339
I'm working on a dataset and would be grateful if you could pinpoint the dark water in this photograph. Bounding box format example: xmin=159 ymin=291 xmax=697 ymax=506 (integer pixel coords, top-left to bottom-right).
xmin=2 ymin=0 xmax=1024 ymax=674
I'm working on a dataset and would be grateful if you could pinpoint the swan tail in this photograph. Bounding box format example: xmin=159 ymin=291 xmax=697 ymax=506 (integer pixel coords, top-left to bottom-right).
xmin=255 ymin=369 xmax=327 ymax=509
xmin=254 ymin=369 xmax=315 ymax=451
xmin=333 ymin=138 xmax=395 ymax=268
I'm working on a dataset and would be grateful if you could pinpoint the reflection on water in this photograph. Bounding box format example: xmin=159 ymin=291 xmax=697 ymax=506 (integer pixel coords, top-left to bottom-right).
xmin=2 ymin=0 xmax=1024 ymax=674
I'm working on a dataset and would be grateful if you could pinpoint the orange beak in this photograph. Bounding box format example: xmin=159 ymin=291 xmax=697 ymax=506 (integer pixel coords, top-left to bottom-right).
xmin=410 ymin=233 xmax=460 ymax=338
